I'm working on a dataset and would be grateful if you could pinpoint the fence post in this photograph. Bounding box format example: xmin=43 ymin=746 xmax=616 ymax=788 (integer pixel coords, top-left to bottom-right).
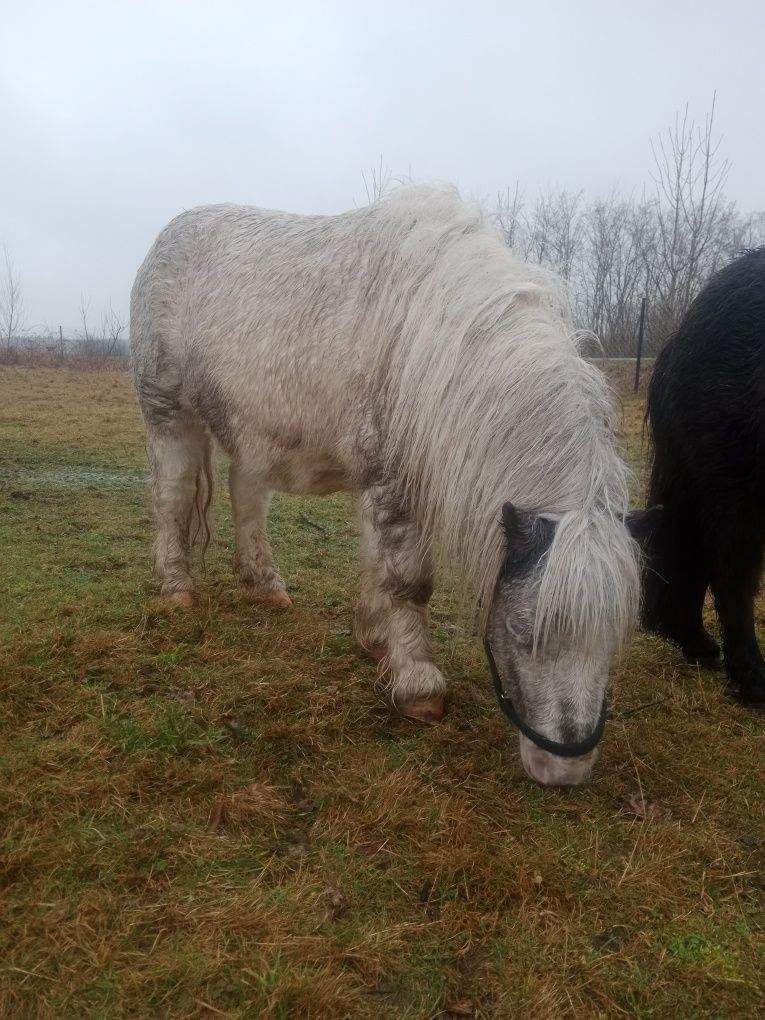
xmin=634 ymin=296 xmax=647 ymax=393
xmin=59 ymin=325 xmax=64 ymax=360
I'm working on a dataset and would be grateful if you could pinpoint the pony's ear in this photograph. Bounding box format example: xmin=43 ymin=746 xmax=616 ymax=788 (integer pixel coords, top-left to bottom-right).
xmin=501 ymin=502 xmax=536 ymax=543
xmin=624 ymin=505 xmax=663 ymax=547
xmin=501 ymin=503 xmax=556 ymax=570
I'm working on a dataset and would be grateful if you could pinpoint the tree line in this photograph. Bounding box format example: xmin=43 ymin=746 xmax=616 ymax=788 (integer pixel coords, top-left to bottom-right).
xmin=493 ymin=101 xmax=764 ymax=356
xmin=0 ymin=254 xmax=128 ymax=365
xmin=3 ymin=102 xmax=763 ymax=366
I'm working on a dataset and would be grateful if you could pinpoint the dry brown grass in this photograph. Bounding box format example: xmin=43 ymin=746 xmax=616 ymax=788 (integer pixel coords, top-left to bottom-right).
xmin=1 ymin=367 xmax=763 ymax=1018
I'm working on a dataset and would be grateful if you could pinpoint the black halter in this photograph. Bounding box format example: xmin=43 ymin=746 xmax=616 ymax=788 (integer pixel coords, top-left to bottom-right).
xmin=483 ymin=638 xmax=607 ymax=758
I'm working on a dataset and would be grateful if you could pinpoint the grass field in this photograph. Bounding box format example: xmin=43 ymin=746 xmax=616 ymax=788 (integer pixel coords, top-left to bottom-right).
xmin=1 ymin=367 xmax=763 ymax=1019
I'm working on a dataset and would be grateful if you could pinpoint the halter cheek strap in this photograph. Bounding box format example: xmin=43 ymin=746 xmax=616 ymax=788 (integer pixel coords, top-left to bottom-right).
xmin=483 ymin=638 xmax=607 ymax=758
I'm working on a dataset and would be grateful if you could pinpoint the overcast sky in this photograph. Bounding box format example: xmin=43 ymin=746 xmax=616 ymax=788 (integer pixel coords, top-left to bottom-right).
xmin=1 ymin=0 xmax=763 ymax=332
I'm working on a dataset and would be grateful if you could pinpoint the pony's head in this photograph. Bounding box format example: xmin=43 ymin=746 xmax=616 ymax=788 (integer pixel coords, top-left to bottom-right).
xmin=485 ymin=503 xmax=656 ymax=786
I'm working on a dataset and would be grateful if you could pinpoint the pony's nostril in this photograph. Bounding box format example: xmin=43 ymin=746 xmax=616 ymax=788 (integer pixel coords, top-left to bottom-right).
xmin=519 ymin=735 xmax=599 ymax=787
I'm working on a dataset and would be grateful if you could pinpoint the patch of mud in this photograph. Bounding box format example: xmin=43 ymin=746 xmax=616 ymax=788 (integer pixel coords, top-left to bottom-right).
xmin=0 ymin=464 xmax=148 ymax=491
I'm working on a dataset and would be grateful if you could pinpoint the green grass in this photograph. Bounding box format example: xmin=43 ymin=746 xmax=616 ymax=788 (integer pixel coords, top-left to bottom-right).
xmin=1 ymin=367 xmax=764 ymax=1018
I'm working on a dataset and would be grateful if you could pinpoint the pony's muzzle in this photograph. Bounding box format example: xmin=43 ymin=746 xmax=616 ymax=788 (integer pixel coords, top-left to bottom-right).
xmin=519 ymin=734 xmax=599 ymax=787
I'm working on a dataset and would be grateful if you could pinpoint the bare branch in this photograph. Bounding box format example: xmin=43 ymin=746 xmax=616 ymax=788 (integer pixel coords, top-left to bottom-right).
xmin=0 ymin=246 xmax=25 ymax=349
xmin=649 ymin=96 xmax=734 ymax=333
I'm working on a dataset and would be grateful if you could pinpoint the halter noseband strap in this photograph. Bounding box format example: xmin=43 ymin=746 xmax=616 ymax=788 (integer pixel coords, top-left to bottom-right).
xmin=483 ymin=638 xmax=607 ymax=759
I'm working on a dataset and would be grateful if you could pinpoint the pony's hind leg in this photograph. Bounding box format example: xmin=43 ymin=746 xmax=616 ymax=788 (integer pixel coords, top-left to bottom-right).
xmin=356 ymin=485 xmax=445 ymax=724
xmin=709 ymin=501 xmax=765 ymax=705
xmin=229 ymin=463 xmax=290 ymax=607
xmin=147 ymin=410 xmax=212 ymax=605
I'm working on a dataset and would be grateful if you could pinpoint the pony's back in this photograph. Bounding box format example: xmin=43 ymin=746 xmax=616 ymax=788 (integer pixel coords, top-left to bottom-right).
xmin=646 ymin=247 xmax=765 ymax=502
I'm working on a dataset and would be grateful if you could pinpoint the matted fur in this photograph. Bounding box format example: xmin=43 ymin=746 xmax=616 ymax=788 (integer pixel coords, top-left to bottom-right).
xmin=132 ymin=185 xmax=639 ymax=661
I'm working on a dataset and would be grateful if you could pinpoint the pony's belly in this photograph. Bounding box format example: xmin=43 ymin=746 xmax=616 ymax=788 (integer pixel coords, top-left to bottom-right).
xmin=267 ymin=449 xmax=350 ymax=495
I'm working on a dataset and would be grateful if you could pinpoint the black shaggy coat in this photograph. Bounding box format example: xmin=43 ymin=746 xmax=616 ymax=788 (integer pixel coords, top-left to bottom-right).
xmin=644 ymin=247 xmax=765 ymax=705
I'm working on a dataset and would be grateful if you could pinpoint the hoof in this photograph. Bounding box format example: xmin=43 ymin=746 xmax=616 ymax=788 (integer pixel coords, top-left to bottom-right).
xmin=732 ymin=686 xmax=765 ymax=709
xmin=168 ymin=591 xmax=193 ymax=608
xmin=261 ymin=590 xmax=292 ymax=608
xmin=398 ymin=694 xmax=445 ymax=725
xmin=685 ymin=653 xmax=724 ymax=672
xmin=724 ymin=655 xmax=765 ymax=705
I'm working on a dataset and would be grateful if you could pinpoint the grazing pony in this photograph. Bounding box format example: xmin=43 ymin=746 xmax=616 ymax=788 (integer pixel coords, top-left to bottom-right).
xmin=644 ymin=247 xmax=765 ymax=705
xmin=130 ymin=186 xmax=645 ymax=786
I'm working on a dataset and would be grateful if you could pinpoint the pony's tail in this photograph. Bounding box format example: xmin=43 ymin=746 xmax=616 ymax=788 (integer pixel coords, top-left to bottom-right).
xmin=191 ymin=431 xmax=215 ymax=572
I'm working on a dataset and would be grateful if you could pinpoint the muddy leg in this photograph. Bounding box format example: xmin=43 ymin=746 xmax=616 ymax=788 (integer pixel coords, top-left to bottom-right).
xmin=147 ymin=411 xmax=211 ymax=604
xmin=356 ymin=485 xmax=445 ymax=723
xmin=355 ymin=504 xmax=394 ymax=662
xmin=229 ymin=463 xmax=290 ymax=606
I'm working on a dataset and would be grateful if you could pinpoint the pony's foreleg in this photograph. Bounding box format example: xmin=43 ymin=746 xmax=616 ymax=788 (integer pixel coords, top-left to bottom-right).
xmin=709 ymin=501 xmax=765 ymax=705
xmin=642 ymin=495 xmax=720 ymax=666
xmin=147 ymin=412 xmax=211 ymax=606
xmin=356 ymin=486 xmax=445 ymax=724
xmin=229 ymin=464 xmax=290 ymax=607
xmin=355 ymin=505 xmax=394 ymax=660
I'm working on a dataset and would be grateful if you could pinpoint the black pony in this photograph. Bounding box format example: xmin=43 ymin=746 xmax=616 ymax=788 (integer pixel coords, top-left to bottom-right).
xmin=643 ymin=247 xmax=765 ymax=705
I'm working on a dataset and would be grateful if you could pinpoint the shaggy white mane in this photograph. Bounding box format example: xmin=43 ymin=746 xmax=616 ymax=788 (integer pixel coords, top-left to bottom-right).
xmin=367 ymin=186 xmax=639 ymax=655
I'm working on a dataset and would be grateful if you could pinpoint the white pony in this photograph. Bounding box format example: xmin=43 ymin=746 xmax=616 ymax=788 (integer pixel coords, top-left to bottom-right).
xmin=130 ymin=185 xmax=649 ymax=786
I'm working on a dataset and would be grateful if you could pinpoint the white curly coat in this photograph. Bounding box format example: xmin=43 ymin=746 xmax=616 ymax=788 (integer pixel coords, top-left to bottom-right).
xmin=130 ymin=185 xmax=640 ymax=750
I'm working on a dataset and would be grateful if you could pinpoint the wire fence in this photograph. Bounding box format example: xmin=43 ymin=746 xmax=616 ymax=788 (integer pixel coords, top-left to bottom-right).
xmin=0 ymin=331 xmax=129 ymax=368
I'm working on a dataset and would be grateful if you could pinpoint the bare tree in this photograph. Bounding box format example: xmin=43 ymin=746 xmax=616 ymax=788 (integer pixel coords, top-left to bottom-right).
xmin=524 ymin=190 xmax=555 ymax=265
xmin=100 ymin=301 xmax=126 ymax=355
xmin=0 ymin=246 xmax=25 ymax=352
xmin=649 ymin=95 xmax=735 ymax=337
xmin=520 ymin=188 xmax=584 ymax=280
xmin=76 ymin=294 xmax=126 ymax=358
xmin=79 ymin=293 xmax=94 ymax=347
xmin=735 ymin=210 xmax=765 ymax=250
xmin=549 ymin=189 xmax=585 ymax=281
xmin=494 ymin=182 xmax=525 ymax=250
xmin=577 ymin=193 xmax=663 ymax=354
